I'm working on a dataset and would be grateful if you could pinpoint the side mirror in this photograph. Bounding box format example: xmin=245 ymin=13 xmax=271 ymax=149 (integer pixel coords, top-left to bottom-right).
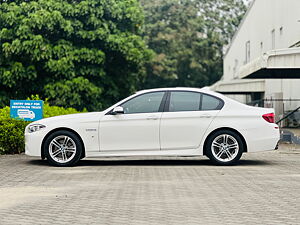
xmin=112 ymin=106 xmax=124 ymax=115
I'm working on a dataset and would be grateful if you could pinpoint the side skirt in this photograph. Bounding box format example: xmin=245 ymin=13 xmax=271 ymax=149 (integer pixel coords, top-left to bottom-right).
xmin=85 ymin=148 xmax=203 ymax=158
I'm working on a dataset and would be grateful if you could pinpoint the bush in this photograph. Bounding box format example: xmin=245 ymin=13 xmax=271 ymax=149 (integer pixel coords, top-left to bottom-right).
xmin=0 ymin=107 xmax=28 ymax=154
xmin=0 ymin=101 xmax=81 ymax=155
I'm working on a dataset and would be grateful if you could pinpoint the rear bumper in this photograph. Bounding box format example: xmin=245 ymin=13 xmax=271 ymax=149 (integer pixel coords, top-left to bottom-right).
xmin=242 ymin=125 xmax=280 ymax=153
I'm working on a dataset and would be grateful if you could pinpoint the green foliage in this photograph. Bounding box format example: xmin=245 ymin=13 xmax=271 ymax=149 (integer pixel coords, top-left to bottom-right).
xmin=140 ymin=0 xmax=247 ymax=89
xmin=0 ymin=99 xmax=81 ymax=155
xmin=0 ymin=0 xmax=152 ymax=111
xmin=43 ymin=103 xmax=80 ymax=118
xmin=0 ymin=106 xmax=28 ymax=154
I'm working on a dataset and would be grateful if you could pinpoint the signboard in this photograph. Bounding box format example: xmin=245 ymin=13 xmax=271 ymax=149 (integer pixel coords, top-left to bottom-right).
xmin=10 ymin=100 xmax=43 ymax=121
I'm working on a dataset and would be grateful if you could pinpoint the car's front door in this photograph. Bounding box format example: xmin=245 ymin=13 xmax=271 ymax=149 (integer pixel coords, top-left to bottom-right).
xmin=160 ymin=91 xmax=222 ymax=150
xmin=99 ymin=91 xmax=166 ymax=151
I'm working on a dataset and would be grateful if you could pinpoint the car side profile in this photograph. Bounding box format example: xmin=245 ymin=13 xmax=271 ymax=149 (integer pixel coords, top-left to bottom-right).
xmin=25 ymin=88 xmax=280 ymax=166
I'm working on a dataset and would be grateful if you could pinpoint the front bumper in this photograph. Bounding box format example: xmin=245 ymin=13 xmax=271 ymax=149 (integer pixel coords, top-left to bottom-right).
xmin=25 ymin=127 xmax=48 ymax=157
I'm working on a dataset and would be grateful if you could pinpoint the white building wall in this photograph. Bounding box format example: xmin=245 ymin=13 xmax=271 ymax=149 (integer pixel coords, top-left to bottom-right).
xmin=222 ymin=0 xmax=300 ymax=110
xmin=265 ymin=79 xmax=300 ymax=110
xmin=224 ymin=0 xmax=300 ymax=80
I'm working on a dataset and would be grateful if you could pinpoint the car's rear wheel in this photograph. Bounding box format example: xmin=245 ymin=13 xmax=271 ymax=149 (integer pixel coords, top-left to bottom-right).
xmin=44 ymin=130 xmax=82 ymax=167
xmin=206 ymin=130 xmax=244 ymax=165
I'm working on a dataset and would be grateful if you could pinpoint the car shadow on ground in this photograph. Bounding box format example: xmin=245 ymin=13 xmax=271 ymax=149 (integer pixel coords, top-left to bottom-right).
xmin=27 ymin=158 xmax=273 ymax=167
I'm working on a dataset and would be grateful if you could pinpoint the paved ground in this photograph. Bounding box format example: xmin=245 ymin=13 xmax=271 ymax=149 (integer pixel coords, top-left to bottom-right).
xmin=0 ymin=146 xmax=300 ymax=225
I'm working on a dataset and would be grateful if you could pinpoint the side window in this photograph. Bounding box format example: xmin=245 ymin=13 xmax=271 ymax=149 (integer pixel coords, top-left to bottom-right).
xmin=121 ymin=92 xmax=165 ymax=114
xmin=169 ymin=91 xmax=201 ymax=112
xmin=202 ymin=94 xmax=222 ymax=110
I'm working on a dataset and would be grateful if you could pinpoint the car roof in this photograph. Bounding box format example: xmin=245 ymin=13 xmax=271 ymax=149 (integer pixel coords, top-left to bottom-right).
xmin=136 ymin=87 xmax=221 ymax=97
xmin=138 ymin=87 xmax=202 ymax=93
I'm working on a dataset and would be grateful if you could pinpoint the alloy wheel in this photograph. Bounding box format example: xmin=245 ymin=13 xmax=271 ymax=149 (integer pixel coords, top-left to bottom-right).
xmin=211 ymin=134 xmax=239 ymax=162
xmin=49 ymin=135 xmax=77 ymax=163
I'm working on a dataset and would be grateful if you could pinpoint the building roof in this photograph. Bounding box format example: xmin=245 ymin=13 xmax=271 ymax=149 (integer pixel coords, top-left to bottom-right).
xmin=239 ymin=48 xmax=300 ymax=79
xmin=210 ymin=79 xmax=265 ymax=94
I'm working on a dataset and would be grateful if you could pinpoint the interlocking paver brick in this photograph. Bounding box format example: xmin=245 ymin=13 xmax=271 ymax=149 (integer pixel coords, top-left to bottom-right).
xmin=0 ymin=146 xmax=300 ymax=225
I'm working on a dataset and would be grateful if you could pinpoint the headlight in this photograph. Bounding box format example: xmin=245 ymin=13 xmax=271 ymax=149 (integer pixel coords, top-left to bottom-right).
xmin=28 ymin=124 xmax=46 ymax=133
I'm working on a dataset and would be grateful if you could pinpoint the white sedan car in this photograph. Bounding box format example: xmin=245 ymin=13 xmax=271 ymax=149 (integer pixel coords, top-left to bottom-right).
xmin=25 ymin=88 xmax=280 ymax=166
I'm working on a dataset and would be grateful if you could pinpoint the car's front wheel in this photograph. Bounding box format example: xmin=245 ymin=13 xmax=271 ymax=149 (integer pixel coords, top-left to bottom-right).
xmin=44 ymin=130 xmax=82 ymax=167
xmin=206 ymin=130 xmax=244 ymax=165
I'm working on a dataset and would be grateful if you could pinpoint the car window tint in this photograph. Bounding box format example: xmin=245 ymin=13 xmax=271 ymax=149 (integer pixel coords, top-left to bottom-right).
xmin=169 ymin=91 xmax=201 ymax=112
xmin=121 ymin=92 xmax=164 ymax=114
xmin=202 ymin=94 xmax=222 ymax=110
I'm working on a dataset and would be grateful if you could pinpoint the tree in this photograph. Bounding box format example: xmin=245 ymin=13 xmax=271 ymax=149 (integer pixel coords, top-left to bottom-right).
xmin=0 ymin=0 xmax=152 ymax=110
xmin=140 ymin=0 xmax=247 ymax=89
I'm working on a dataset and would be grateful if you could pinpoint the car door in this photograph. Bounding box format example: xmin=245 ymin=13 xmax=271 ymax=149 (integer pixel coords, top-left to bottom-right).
xmin=160 ymin=91 xmax=223 ymax=150
xmin=99 ymin=91 xmax=166 ymax=151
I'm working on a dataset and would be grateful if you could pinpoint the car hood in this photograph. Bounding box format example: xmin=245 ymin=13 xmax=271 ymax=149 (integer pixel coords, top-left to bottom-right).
xmin=34 ymin=112 xmax=105 ymax=125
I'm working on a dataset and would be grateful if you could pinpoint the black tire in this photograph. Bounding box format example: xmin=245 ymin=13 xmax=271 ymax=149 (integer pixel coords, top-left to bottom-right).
xmin=44 ymin=130 xmax=82 ymax=167
xmin=205 ymin=130 xmax=244 ymax=165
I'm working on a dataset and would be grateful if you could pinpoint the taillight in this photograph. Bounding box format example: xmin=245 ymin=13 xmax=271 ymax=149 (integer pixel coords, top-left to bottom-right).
xmin=262 ymin=113 xmax=275 ymax=123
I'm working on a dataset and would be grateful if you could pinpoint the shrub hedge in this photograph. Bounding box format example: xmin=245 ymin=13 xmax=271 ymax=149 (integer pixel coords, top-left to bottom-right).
xmin=0 ymin=100 xmax=81 ymax=155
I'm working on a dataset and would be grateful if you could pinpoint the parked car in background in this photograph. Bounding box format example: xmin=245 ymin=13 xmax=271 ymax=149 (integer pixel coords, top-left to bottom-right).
xmin=25 ymin=88 xmax=280 ymax=166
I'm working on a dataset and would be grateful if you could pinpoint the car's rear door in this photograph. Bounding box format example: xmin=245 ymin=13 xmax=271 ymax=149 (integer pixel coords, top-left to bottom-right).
xmin=160 ymin=91 xmax=223 ymax=150
xmin=99 ymin=91 xmax=167 ymax=151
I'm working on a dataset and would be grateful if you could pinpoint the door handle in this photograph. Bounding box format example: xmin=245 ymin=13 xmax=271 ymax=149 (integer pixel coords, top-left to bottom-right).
xmin=200 ymin=114 xmax=212 ymax=118
xmin=147 ymin=115 xmax=159 ymax=120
